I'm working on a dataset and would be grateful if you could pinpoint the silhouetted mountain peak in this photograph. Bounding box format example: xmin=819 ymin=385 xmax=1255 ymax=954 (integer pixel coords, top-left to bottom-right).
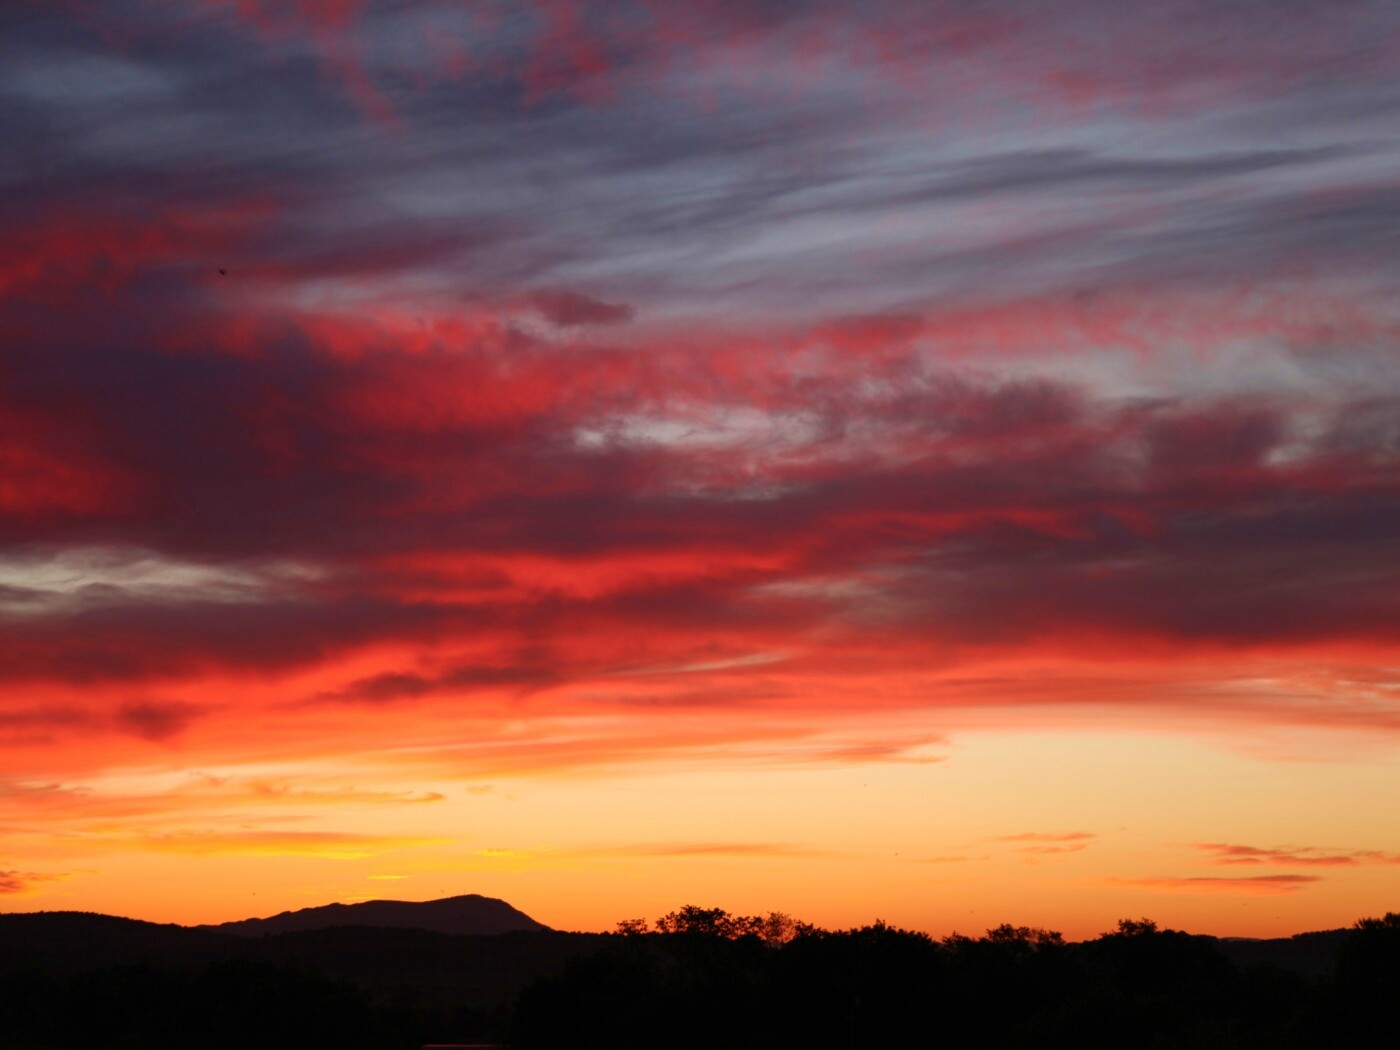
xmin=204 ymin=893 xmax=550 ymax=937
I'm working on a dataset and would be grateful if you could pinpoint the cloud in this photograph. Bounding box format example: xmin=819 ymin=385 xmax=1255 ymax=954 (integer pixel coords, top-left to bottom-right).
xmin=115 ymin=700 xmax=203 ymax=741
xmin=0 ymin=868 xmax=68 ymax=894
xmin=0 ymin=780 xmax=462 ymax=888
xmin=247 ymin=783 xmax=445 ymax=805
xmin=2 ymin=0 xmax=1400 ymax=793
xmin=992 ymin=832 xmax=1097 ymax=855
xmin=3 ymin=304 xmax=1400 ymax=754
xmin=585 ymin=842 xmax=830 ymax=858
xmin=1113 ymin=874 xmax=1323 ymax=895
xmin=10 ymin=1 xmax=1400 ymax=321
xmin=315 ymin=660 xmax=566 ymax=705
xmin=139 ymin=830 xmax=449 ymax=858
xmin=529 ymin=290 xmax=634 ymax=327
xmin=0 ymin=701 xmax=204 ymax=745
xmin=474 ymin=842 xmax=829 ymax=863
xmin=380 ymin=719 xmax=946 ymax=780
xmin=0 ymin=706 xmax=89 ymax=730
xmin=61 ymin=0 xmax=1398 ymax=125
xmin=1195 ymin=843 xmax=1400 ymax=867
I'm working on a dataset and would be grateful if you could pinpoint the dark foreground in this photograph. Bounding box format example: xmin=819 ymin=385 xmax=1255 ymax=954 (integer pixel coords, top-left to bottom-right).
xmin=1 ymin=909 xmax=1396 ymax=1048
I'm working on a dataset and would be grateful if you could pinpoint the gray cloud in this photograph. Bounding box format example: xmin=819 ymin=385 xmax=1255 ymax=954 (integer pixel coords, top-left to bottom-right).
xmin=5 ymin=1 xmax=1398 ymax=319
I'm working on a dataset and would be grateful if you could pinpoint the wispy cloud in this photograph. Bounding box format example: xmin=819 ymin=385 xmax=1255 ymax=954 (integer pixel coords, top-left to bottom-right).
xmin=584 ymin=842 xmax=831 ymax=859
xmin=472 ymin=842 xmax=830 ymax=864
xmin=138 ymin=831 xmax=448 ymax=859
xmin=0 ymin=868 xmax=70 ymax=894
xmin=993 ymin=832 xmax=1097 ymax=854
xmin=1195 ymin=843 xmax=1400 ymax=867
xmin=1113 ymin=874 xmax=1323 ymax=896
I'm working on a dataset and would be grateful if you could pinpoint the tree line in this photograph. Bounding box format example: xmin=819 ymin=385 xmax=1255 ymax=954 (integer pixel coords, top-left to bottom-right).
xmin=510 ymin=908 xmax=1399 ymax=1049
xmin=0 ymin=908 xmax=1395 ymax=1048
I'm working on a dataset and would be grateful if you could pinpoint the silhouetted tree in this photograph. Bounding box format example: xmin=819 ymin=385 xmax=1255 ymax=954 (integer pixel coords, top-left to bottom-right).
xmin=654 ymin=905 xmax=742 ymax=937
xmin=1300 ymin=912 xmax=1400 ymax=1045
xmin=983 ymin=923 xmax=1066 ymax=948
xmin=735 ymin=910 xmax=811 ymax=946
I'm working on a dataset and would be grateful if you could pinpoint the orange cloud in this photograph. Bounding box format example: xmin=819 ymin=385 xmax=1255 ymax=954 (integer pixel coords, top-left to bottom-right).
xmin=994 ymin=832 xmax=1097 ymax=843
xmin=992 ymin=832 xmax=1097 ymax=854
xmin=581 ymin=842 xmax=831 ymax=859
xmin=138 ymin=830 xmax=449 ymax=859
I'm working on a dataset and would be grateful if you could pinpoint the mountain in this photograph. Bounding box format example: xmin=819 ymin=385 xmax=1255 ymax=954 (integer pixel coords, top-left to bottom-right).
xmin=203 ymin=893 xmax=551 ymax=937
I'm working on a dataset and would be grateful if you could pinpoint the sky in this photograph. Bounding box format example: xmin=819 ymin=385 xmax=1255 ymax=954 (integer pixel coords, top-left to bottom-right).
xmin=2 ymin=0 xmax=1399 ymax=940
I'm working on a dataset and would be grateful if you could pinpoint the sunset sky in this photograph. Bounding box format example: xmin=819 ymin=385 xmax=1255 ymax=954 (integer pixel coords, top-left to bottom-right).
xmin=3 ymin=0 xmax=1399 ymax=940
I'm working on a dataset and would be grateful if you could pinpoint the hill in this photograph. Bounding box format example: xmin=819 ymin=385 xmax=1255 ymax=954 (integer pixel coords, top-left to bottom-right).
xmin=203 ymin=893 xmax=550 ymax=937
xmin=0 ymin=907 xmax=596 ymax=1011
xmin=1214 ymin=927 xmax=1350 ymax=976
xmin=0 ymin=911 xmax=243 ymax=970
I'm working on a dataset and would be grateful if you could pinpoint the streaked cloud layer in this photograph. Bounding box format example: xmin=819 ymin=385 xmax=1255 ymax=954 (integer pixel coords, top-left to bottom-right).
xmin=2 ymin=0 xmax=1398 ymax=935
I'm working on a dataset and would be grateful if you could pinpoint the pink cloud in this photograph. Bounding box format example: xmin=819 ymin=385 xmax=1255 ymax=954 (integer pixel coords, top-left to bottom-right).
xmin=1196 ymin=843 xmax=1400 ymax=867
xmin=1113 ymin=874 xmax=1323 ymax=896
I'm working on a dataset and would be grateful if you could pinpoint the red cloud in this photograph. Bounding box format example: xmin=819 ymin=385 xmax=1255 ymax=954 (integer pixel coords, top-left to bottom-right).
xmin=528 ymin=290 xmax=634 ymax=327
xmin=114 ymin=700 xmax=204 ymax=741
xmin=0 ymin=203 xmax=270 ymax=304
xmin=3 ymin=279 xmax=1400 ymax=736
xmin=0 ymin=869 xmax=68 ymax=894
xmin=2 ymin=115 xmax=1400 ymax=781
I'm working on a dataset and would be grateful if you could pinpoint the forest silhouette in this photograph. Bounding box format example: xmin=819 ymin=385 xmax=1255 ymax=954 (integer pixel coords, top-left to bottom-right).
xmin=1 ymin=906 xmax=1396 ymax=1048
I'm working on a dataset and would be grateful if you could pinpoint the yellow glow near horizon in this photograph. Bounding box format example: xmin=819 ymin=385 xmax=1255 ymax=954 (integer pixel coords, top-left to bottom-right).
xmin=9 ymin=724 xmax=1397 ymax=941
